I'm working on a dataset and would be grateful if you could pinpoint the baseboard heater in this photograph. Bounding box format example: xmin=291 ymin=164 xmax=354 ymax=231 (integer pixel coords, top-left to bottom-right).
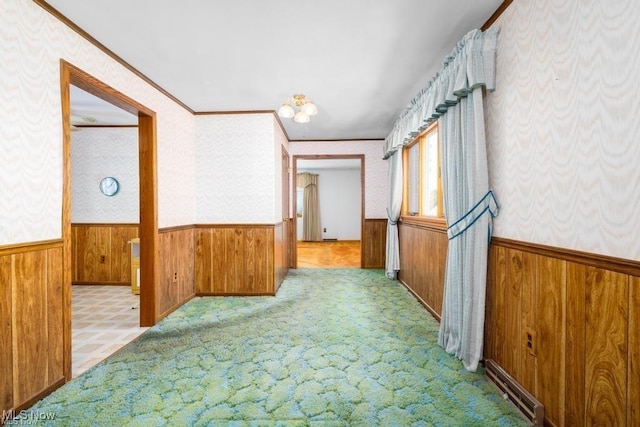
xmin=323 ymin=238 xmax=337 ymax=241
xmin=485 ymin=359 xmax=544 ymax=426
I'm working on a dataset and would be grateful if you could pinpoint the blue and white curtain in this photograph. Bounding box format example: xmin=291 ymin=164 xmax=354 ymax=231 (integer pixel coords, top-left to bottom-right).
xmin=385 ymin=148 xmax=403 ymax=279
xmin=383 ymin=28 xmax=500 ymax=371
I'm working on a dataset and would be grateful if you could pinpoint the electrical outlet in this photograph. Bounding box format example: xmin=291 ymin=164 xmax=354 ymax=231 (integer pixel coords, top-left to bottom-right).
xmin=524 ymin=327 xmax=536 ymax=356
xmin=100 ymin=255 xmax=106 ymax=264
xmin=173 ymin=272 xmax=178 ymax=282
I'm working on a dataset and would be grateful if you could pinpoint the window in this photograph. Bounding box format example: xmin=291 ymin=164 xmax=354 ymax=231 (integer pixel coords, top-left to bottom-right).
xmin=402 ymin=123 xmax=443 ymax=220
xmin=296 ymin=187 xmax=304 ymax=217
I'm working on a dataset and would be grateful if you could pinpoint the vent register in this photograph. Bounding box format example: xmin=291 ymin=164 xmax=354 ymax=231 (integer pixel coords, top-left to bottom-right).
xmin=485 ymin=359 xmax=545 ymax=426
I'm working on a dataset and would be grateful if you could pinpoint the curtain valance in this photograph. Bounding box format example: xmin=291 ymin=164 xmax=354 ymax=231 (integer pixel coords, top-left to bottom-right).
xmin=296 ymin=172 xmax=318 ymax=188
xmin=383 ymin=28 xmax=500 ymax=159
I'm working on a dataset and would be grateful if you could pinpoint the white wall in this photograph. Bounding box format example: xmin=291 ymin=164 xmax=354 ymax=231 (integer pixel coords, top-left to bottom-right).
xmin=274 ymin=118 xmax=289 ymax=222
xmin=288 ymin=140 xmax=387 ymax=219
xmin=485 ymin=0 xmax=640 ymax=260
xmin=71 ymin=128 xmax=139 ymax=223
xmin=195 ymin=114 xmax=280 ymax=224
xmin=0 ymin=0 xmax=195 ymax=245
xmin=297 ymin=168 xmax=361 ymax=241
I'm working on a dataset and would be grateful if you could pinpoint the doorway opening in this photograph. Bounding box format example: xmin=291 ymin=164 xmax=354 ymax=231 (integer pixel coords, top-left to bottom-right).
xmin=292 ymin=155 xmax=364 ymax=268
xmin=68 ymin=85 xmax=148 ymax=377
xmin=61 ymin=60 xmax=159 ymax=380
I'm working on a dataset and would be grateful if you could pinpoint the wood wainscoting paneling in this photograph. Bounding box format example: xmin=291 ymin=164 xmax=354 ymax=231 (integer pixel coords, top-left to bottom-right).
xmin=71 ymin=224 xmax=139 ymax=285
xmin=485 ymin=237 xmax=640 ymax=427
xmin=275 ymin=221 xmax=289 ymax=292
xmin=397 ymin=219 xmax=448 ymax=320
xmin=195 ymin=224 xmax=276 ymax=295
xmin=629 ymin=276 xmax=640 ymax=426
xmin=363 ymin=219 xmax=387 ymax=269
xmin=157 ymin=226 xmax=196 ymax=319
xmin=0 ymin=241 xmax=66 ymax=414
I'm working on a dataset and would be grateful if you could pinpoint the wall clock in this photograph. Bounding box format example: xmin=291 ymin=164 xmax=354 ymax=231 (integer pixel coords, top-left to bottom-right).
xmin=99 ymin=177 xmax=120 ymax=196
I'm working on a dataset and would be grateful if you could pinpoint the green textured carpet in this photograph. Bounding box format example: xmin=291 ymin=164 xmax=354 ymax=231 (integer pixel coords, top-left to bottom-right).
xmin=27 ymin=269 xmax=525 ymax=426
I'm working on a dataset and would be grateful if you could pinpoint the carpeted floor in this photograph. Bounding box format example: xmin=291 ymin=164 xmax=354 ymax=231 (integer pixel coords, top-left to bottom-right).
xmin=27 ymin=269 xmax=525 ymax=426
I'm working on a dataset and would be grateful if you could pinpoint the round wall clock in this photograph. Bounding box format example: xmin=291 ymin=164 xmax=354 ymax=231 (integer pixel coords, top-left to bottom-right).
xmin=99 ymin=177 xmax=120 ymax=196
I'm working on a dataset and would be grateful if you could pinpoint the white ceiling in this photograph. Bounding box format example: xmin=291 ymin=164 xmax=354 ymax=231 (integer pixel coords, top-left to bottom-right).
xmin=298 ymin=159 xmax=361 ymax=171
xmin=49 ymin=0 xmax=502 ymax=140
xmin=70 ymin=85 xmax=137 ymax=126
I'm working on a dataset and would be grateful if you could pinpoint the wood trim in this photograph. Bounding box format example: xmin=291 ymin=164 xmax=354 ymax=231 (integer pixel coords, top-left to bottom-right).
xmin=492 ymin=237 xmax=640 ymax=277
xmin=360 ymin=157 xmax=366 ymax=269
xmin=194 ymin=110 xmax=275 ymax=116
xmin=196 ymin=292 xmax=276 ymax=297
xmin=64 ymin=61 xmax=154 ymax=117
xmin=60 ymin=61 xmax=73 ymax=383
xmin=481 ymin=0 xmax=514 ymax=31
xmin=158 ymin=224 xmax=195 ymax=234
xmin=157 ymin=294 xmax=196 ymax=321
xmin=399 ymin=216 xmax=447 ymax=233
xmin=289 ymin=139 xmax=385 ymax=142
xmin=194 ymin=223 xmax=276 ymax=229
xmin=74 ymin=125 xmax=138 ymax=129
xmin=72 ymin=282 xmax=129 ymax=286
xmin=138 ymin=114 xmax=159 ymax=326
xmin=9 ymin=377 xmax=65 ymax=414
xmin=0 ymin=240 xmax=63 ymax=256
xmin=72 ymin=223 xmax=139 ymax=227
xmin=294 ymin=154 xmax=365 ymax=161
xmin=34 ymin=1 xmax=192 ymax=114
xmin=399 ymin=279 xmax=442 ymax=322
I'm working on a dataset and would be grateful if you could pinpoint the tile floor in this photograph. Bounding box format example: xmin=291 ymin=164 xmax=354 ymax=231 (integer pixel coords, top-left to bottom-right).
xmin=72 ymin=285 xmax=149 ymax=378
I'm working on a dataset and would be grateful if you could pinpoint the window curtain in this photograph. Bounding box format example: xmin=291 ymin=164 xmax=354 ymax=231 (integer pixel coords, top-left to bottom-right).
xmin=385 ymin=148 xmax=403 ymax=279
xmin=296 ymin=173 xmax=322 ymax=241
xmin=382 ymin=28 xmax=500 ymax=371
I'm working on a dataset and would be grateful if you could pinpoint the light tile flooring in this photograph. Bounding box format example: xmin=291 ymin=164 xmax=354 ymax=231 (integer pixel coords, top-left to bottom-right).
xmin=72 ymin=285 xmax=148 ymax=378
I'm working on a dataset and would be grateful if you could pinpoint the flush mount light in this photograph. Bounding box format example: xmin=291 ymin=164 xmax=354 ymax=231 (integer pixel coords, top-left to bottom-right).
xmin=278 ymin=94 xmax=317 ymax=123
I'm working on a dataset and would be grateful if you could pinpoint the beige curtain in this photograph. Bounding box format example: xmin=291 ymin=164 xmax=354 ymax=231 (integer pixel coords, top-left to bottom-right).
xmin=297 ymin=173 xmax=322 ymax=241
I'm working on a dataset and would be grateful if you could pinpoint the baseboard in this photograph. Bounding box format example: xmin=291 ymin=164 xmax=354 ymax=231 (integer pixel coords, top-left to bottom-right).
xmin=158 ymin=293 xmax=196 ymax=320
xmin=398 ymin=279 xmax=442 ymax=322
xmin=72 ymin=282 xmax=130 ymax=286
xmin=6 ymin=377 xmax=65 ymax=417
xmin=196 ymin=292 xmax=276 ymax=297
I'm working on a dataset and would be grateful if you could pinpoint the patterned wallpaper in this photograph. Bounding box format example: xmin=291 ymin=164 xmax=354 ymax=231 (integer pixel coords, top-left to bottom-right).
xmin=484 ymin=0 xmax=640 ymax=260
xmin=0 ymin=0 xmax=195 ymax=245
xmin=195 ymin=114 xmax=277 ymax=224
xmin=288 ymin=140 xmax=387 ymax=219
xmin=274 ymin=118 xmax=289 ymax=222
xmin=71 ymin=128 xmax=139 ymax=223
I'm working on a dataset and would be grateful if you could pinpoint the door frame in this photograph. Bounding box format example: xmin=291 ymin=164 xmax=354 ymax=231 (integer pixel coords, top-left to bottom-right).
xmin=60 ymin=60 xmax=159 ymax=377
xmin=292 ymin=154 xmax=365 ymax=268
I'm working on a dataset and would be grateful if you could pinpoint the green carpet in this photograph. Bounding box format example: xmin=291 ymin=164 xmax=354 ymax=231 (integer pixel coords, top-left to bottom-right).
xmin=27 ymin=269 xmax=525 ymax=426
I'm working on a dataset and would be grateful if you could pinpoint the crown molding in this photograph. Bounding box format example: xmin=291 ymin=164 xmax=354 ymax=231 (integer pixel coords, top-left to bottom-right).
xmin=481 ymin=0 xmax=514 ymax=31
xmin=34 ymin=0 xmax=194 ymax=114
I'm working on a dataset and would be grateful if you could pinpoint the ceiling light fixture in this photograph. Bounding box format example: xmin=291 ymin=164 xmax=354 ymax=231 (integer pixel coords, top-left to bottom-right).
xmin=278 ymin=94 xmax=317 ymax=124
